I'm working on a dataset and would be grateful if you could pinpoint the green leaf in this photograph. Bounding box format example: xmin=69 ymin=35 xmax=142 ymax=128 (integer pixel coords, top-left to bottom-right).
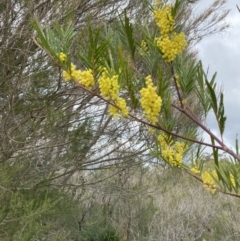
xmin=78 ymin=26 xmax=110 ymax=70
xmin=217 ymin=93 xmax=227 ymax=136
xmin=175 ymin=56 xmax=198 ymax=97
xmin=52 ymin=23 xmax=75 ymax=52
xmin=32 ymin=20 xmax=75 ymax=61
xmin=31 ymin=19 xmax=52 ymax=54
xmin=171 ymin=0 xmax=181 ymax=18
xmin=205 ymin=73 xmax=218 ymax=113
xmin=120 ymin=10 xmax=136 ymax=59
xmin=236 ymin=135 xmax=239 ymax=156
xmin=210 ymin=137 xmax=219 ymax=167
xmin=195 ymin=62 xmax=212 ymax=116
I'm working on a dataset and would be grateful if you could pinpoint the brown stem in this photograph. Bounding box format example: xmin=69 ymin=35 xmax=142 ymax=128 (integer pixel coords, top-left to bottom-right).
xmin=169 ymin=64 xmax=240 ymax=161
xmin=183 ymin=169 xmax=240 ymax=198
xmin=171 ymin=64 xmax=184 ymax=108
xmin=73 ymin=79 xmax=223 ymax=150
xmin=172 ymin=104 xmax=240 ymax=161
xmin=67 ymin=73 xmax=240 ymax=198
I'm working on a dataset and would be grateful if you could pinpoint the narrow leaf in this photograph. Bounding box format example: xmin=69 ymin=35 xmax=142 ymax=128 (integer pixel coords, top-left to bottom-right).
xmin=121 ymin=10 xmax=136 ymax=59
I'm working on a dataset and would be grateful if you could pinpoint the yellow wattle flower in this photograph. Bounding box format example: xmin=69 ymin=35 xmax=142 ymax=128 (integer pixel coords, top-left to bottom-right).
xmin=58 ymin=52 xmax=67 ymax=62
xmin=140 ymin=75 xmax=162 ymax=124
xmin=153 ymin=5 xmax=174 ymax=36
xmin=62 ymin=62 xmax=95 ymax=88
xmin=62 ymin=63 xmax=76 ymax=81
xmin=98 ymin=69 xmax=119 ymax=101
xmin=157 ymin=133 xmax=188 ymax=167
xmin=230 ymin=174 xmax=236 ymax=188
xmin=77 ymin=69 xmax=95 ymax=88
xmin=153 ymin=4 xmax=188 ymax=62
xmin=98 ymin=68 xmax=129 ymax=118
xmin=191 ymin=167 xmax=200 ymax=174
xmin=139 ymin=40 xmax=150 ymax=56
xmin=156 ymin=33 xmax=187 ymax=62
xmin=201 ymin=170 xmax=218 ymax=194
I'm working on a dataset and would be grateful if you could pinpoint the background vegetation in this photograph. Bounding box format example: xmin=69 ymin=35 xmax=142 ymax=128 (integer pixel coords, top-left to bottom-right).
xmin=0 ymin=0 xmax=238 ymax=240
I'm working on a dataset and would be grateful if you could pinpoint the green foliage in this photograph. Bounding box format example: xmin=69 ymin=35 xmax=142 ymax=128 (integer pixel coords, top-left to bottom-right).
xmin=73 ymin=166 xmax=240 ymax=241
xmin=175 ymin=56 xmax=198 ymax=97
xmin=195 ymin=62 xmax=212 ymax=117
xmin=119 ymin=10 xmax=136 ymax=59
xmin=32 ymin=20 xmax=75 ymax=58
xmin=78 ymin=27 xmax=110 ymax=71
xmin=0 ymin=184 xmax=79 ymax=240
xmin=1 ymin=0 xmax=239 ymax=240
xmin=205 ymin=74 xmax=226 ymax=136
xmin=30 ymin=0 xmax=240 ymax=197
xmin=81 ymin=226 xmax=120 ymax=241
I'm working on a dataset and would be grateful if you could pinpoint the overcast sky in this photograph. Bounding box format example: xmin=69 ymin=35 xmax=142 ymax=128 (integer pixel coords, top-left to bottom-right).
xmin=195 ymin=0 xmax=240 ymax=151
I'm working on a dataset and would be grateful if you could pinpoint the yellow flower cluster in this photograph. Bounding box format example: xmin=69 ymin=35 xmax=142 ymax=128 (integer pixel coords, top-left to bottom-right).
xmin=158 ymin=133 xmax=188 ymax=167
xmin=156 ymin=33 xmax=187 ymax=62
xmin=153 ymin=5 xmax=187 ymax=62
xmin=108 ymin=98 xmax=129 ymax=117
xmin=59 ymin=52 xmax=67 ymax=62
xmin=191 ymin=158 xmax=200 ymax=174
xmin=60 ymin=53 xmax=95 ymax=88
xmin=191 ymin=167 xmax=200 ymax=174
xmin=139 ymin=75 xmax=162 ymax=124
xmin=201 ymin=170 xmax=218 ymax=194
xmin=98 ymin=68 xmax=129 ymax=117
xmin=98 ymin=69 xmax=119 ymax=101
xmin=77 ymin=69 xmax=95 ymax=88
xmin=230 ymin=174 xmax=236 ymax=188
xmin=62 ymin=63 xmax=76 ymax=81
xmin=58 ymin=54 xmax=128 ymax=118
xmin=153 ymin=5 xmax=174 ymax=36
xmin=139 ymin=40 xmax=150 ymax=56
